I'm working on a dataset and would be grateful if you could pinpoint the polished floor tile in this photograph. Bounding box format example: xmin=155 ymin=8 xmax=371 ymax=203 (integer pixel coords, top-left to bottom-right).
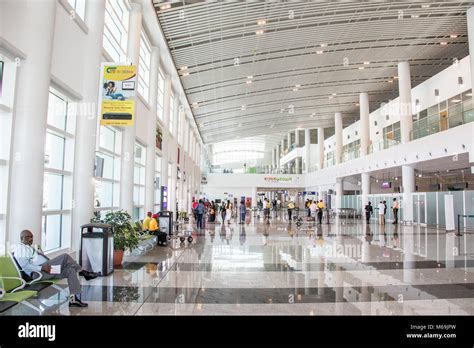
xmin=2 ymin=216 xmax=474 ymax=316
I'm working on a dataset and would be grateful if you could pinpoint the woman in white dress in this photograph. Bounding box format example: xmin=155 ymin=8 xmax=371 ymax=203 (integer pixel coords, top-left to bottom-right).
xmin=225 ymin=201 xmax=232 ymax=224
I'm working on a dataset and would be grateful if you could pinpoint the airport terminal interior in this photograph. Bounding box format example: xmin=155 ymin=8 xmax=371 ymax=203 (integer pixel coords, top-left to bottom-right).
xmin=1 ymin=0 xmax=474 ymax=316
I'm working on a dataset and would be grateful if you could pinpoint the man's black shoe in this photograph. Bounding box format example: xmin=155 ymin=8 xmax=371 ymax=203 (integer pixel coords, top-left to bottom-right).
xmin=79 ymin=270 xmax=99 ymax=281
xmin=69 ymin=295 xmax=88 ymax=307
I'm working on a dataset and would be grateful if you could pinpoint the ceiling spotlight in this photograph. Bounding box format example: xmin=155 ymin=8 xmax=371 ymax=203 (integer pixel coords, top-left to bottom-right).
xmin=394 ymin=76 xmax=398 ymax=79
xmin=450 ymin=34 xmax=458 ymax=38
xmin=180 ymin=66 xmax=188 ymax=71
xmin=292 ymin=88 xmax=298 ymax=92
xmin=160 ymin=3 xmax=171 ymax=10
xmin=328 ymin=96 xmax=334 ymax=99
xmin=246 ymin=80 xmax=253 ymax=84
xmin=182 ymin=72 xmax=189 ymax=76
xmin=440 ymin=42 xmax=448 ymax=45
xmin=411 ymin=14 xmax=419 ymax=18
xmin=320 ymin=43 xmax=327 ymax=47
xmin=363 ymin=61 xmax=370 ymax=65
xmin=257 ymin=19 xmax=267 ymax=26
xmin=354 ymin=103 xmax=359 ymax=106
xmin=316 ymin=50 xmax=324 ymax=54
xmin=418 ymin=174 xmax=422 ymax=178
xmin=295 ymin=84 xmax=301 ymax=88
xmin=332 ymin=93 xmax=337 ymax=96
xmin=241 ymin=105 xmax=246 ymax=110
xmin=247 ymin=75 xmax=253 ymax=79
xmin=358 ymin=66 xmax=365 ymax=70
xmin=255 ymin=30 xmax=265 ymax=35
xmin=421 ymin=4 xmax=430 ymax=8
xmin=388 ymin=79 xmax=393 ymax=83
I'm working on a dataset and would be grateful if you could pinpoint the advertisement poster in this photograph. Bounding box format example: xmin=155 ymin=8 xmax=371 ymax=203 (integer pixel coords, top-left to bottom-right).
xmin=100 ymin=64 xmax=136 ymax=126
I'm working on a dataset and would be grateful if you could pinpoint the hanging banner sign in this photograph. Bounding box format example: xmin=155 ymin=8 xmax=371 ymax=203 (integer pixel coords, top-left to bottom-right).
xmin=99 ymin=63 xmax=137 ymax=126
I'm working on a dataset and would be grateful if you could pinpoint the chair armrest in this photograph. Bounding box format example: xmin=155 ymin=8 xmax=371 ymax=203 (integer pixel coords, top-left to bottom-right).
xmin=0 ymin=276 xmax=27 ymax=293
xmin=27 ymin=271 xmax=43 ymax=285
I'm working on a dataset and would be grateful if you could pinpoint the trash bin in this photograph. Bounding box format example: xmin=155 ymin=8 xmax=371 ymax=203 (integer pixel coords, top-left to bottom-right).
xmin=79 ymin=223 xmax=114 ymax=276
xmin=158 ymin=211 xmax=173 ymax=235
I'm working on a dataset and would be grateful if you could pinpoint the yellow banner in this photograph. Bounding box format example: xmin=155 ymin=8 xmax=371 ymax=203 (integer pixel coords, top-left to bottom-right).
xmin=100 ymin=64 xmax=136 ymax=126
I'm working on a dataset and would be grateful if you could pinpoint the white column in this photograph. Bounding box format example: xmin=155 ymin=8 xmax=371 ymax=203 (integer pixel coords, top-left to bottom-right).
xmin=361 ymin=173 xmax=370 ymax=210
xmin=304 ymin=129 xmax=311 ymax=173
xmin=277 ymin=144 xmax=281 ymax=172
xmin=281 ymin=138 xmax=285 ymax=152
xmin=72 ymin=0 xmax=106 ymax=251
xmin=318 ymin=127 xmax=324 ymax=170
xmin=359 ymin=92 xmax=370 ymax=156
xmin=335 ymin=179 xmax=343 ymax=210
xmin=295 ymin=129 xmax=300 ymax=147
xmin=468 ymin=8 xmax=474 ymax=93
xmin=272 ymin=147 xmax=276 ymax=173
xmin=120 ymin=2 xmax=142 ymax=214
xmin=287 ymin=132 xmax=292 ymax=150
xmin=398 ymin=62 xmax=413 ymax=144
xmin=161 ymin=78 xmax=171 ymax=210
xmin=8 ymin=0 xmax=57 ymax=245
xmin=144 ymin=46 xmax=160 ymax=214
xmin=334 ymin=112 xmax=343 ymax=164
xmin=402 ymin=165 xmax=415 ymax=222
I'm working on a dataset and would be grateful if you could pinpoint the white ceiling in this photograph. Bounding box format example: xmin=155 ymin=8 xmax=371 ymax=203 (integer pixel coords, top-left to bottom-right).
xmin=153 ymin=0 xmax=472 ymax=151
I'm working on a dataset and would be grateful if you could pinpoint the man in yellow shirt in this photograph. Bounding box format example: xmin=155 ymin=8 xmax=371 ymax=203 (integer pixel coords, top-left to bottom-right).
xmin=142 ymin=212 xmax=152 ymax=231
xmin=317 ymin=200 xmax=325 ymax=224
xmin=149 ymin=214 xmax=159 ymax=232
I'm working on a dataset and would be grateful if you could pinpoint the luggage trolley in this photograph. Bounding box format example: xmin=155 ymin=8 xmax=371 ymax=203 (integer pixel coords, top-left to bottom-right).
xmin=167 ymin=218 xmax=194 ymax=245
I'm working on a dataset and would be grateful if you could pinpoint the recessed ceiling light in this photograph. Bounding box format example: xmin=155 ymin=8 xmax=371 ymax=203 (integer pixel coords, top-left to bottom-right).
xmin=363 ymin=61 xmax=370 ymax=65
xmin=328 ymin=96 xmax=334 ymax=99
xmin=354 ymin=103 xmax=359 ymax=106
xmin=180 ymin=66 xmax=188 ymax=71
xmin=320 ymin=43 xmax=327 ymax=47
xmin=192 ymin=102 xmax=199 ymax=108
xmin=182 ymin=72 xmax=189 ymax=76
xmin=246 ymin=80 xmax=253 ymax=84
xmin=451 ymin=99 xmax=461 ymax=103
xmin=440 ymin=42 xmax=448 ymax=45
xmin=388 ymin=79 xmax=393 ymax=83
xmin=393 ymin=76 xmax=398 ymax=79
xmin=247 ymin=75 xmax=253 ymax=79
xmin=292 ymin=88 xmax=298 ymax=92
xmin=332 ymin=93 xmax=337 ymax=96
xmin=255 ymin=30 xmax=264 ymax=35
xmin=160 ymin=3 xmax=171 ymax=10
xmin=257 ymin=19 xmax=267 ymax=26
xmin=241 ymin=105 xmax=246 ymax=110
xmin=411 ymin=14 xmax=419 ymax=18
xmin=358 ymin=66 xmax=365 ymax=70
xmin=421 ymin=4 xmax=430 ymax=8
xmin=295 ymin=84 xmax=301 ymax=88
xmin=450 ymin=34 xmax=458 ymax=38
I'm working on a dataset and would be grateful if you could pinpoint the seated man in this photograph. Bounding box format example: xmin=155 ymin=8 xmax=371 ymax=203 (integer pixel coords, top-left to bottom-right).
xmin=142 ymin=211 xmax=152 ymax=231
xmin=13 ymin=230 xmax=98 ymax=307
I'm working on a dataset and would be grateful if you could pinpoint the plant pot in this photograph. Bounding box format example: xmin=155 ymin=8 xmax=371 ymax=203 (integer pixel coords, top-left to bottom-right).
xmin=113 ymin=249 xmax=124 ymax=266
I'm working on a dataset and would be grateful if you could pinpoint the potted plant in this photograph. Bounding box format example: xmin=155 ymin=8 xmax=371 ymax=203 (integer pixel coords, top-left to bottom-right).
xmin=91 ymin=210 xmax=140 ymax=266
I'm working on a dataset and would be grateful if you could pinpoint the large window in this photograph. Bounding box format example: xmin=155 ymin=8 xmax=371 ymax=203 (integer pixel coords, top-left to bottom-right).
xmin=137 ymin=30 xmax=151 ymax=102
xmin=157 ymin=69 xmax=165 ymax=120
xmin=212 ymin=139 xmax=265 ymax=166
xmin=42 ymin=90 xmax=76 ymax=252
xmin=169 ymin=92 xmax=175 ymax=135
xmin=154 ymin=154 xmax=162 ymax=211
xmin=133 ymin=142 xmax=146 ymax=220
xmin=94 ymin=126 xmax=122 ymax=218
xmin=103 ymin=0 xmax=130 ymax=62
xmin=67 ymin=0 xmax=86 ymax=20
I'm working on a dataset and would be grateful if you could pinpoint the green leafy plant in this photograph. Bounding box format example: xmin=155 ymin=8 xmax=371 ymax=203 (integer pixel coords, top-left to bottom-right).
xmin=91 ymin=210 xmax=140 ymax=251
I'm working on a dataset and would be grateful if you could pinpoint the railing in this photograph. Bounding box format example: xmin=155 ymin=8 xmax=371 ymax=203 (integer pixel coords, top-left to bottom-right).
xmin=368 ymin=138 xmax=400 ymax=154
xmin=342 ymin=145 xmax=360 ymax=162
xmin=410 ymin=109 xmax=474 ymax=141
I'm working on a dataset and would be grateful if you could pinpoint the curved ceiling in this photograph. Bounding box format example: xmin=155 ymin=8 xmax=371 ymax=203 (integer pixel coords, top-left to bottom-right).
xmin=153 ymin=0 xmax=472 ymax=149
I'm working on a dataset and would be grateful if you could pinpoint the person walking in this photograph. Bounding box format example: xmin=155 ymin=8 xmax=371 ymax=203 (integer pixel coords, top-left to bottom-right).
xmin=220 ymin=201 xmax=226 ymax=223
xmin=378 ymin=201 xmax=385 ymax=225
xmin=196 ymin=199 xmax=205 ymax=229
xmin=317 ymin=199 xmax=325 ymax=224
xmin=225 ymin=200 xmax=233 ymax=225
xmin=383 ymin=200 xmax=387 ymax=224
xmin=287 ymin=200 xmax=295 ymax=221
xmin=239 ymin=199 xmax=246 ymax=224
xmin=309 ymin=200 xmax=318 ymax=221
xmin=392 ymin=198 xmax=399 ymax=224
xmin=365 ymin=201 xmax=373 ymax=222
xmin=264 ymin=198 xmax=271 ymax=224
